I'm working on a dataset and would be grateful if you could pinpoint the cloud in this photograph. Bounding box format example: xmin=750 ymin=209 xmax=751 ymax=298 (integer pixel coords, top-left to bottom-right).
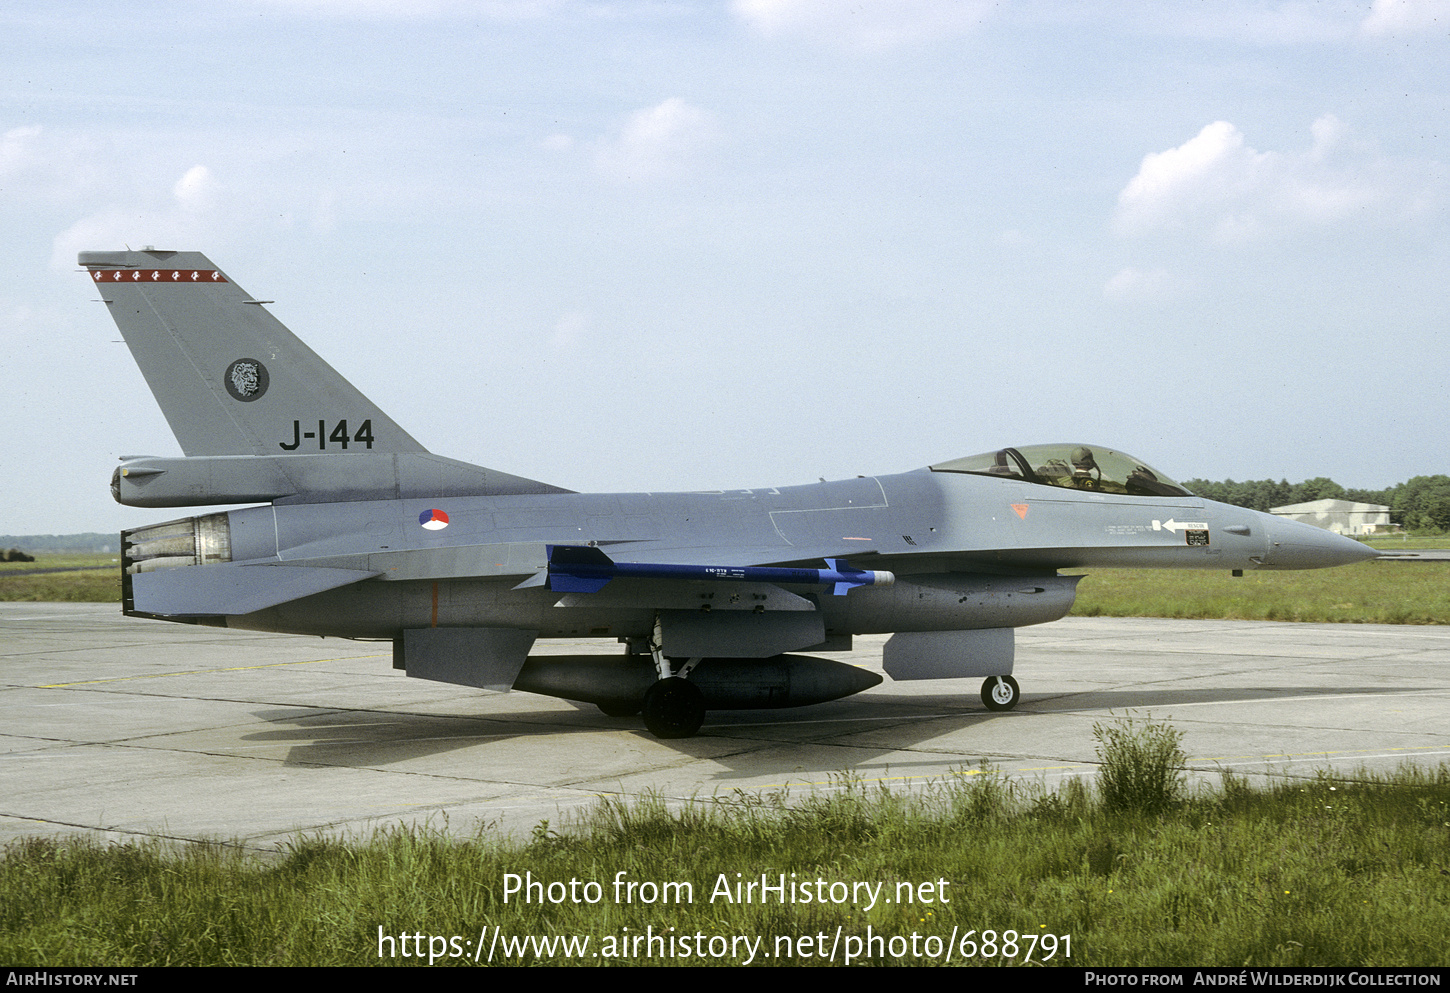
xmin=1114 ymin=121 xmax=1262 ymax=238
xmin=1361 ymin=0 xmax=1450 ymax=36
xmin=0 ymin=126 xmax=43 ymax=177
xmin=731 ymin=0 xmax=992 ymax=50
xmin=0 ymin=125 xmax=103 ymax=204
xmin=1113 ymin=116 xmax=1430 ymax=242
xmin=51 ymin=164 xmax=225 ymax=267
xmin=1102 ymin=266 xmax=1195 ymax=304
xmin=172 ymin=165 xmax=218 ymax=211
xmin=593 ymin=98 xmax=717 ymax=182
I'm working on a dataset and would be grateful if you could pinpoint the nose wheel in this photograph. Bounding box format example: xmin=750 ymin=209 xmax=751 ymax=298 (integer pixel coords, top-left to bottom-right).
xmin=981 ymin=675 xmax=1020 ymax=711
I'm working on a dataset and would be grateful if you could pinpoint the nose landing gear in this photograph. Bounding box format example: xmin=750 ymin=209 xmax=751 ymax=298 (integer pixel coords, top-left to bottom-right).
xmin=981 ymin=674 xmax=1020 ymax=711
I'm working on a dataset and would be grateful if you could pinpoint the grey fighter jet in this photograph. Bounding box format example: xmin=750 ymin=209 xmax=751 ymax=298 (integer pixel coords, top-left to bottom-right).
xmin=83 ymin=250 xmax=1378 ymax=738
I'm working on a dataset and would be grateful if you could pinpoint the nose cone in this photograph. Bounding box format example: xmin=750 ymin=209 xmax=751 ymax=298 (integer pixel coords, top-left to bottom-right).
xmin=1259 ymin=516 xmax=1381 ymax=569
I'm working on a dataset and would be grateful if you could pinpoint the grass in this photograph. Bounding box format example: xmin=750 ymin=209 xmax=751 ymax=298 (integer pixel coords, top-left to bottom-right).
xmin=3 ymin=717 xmax=1449 ymax=967
xmin=1365 ymin=535 xmax=1450 ymax=549
xmin=0 ymin=553 xmax=119 ymax=602
xmin=1068 ymin=558 xmax=1450 ymax=624
xmin=1092 ymin=714 xmax=1186 ymax=814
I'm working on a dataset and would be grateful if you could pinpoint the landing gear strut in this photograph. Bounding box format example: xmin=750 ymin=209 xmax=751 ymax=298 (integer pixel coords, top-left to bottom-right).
xmin=641 ymin=613 xmax=706 ymax=739
xmin=981 ymin=674 xmax=1020 ymax=711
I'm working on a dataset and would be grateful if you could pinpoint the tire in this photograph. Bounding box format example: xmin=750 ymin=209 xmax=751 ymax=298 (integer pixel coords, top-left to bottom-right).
xmin=980 ymin=674 xmax=1020 ymax=712
xmin=642 ymin=677 xmax=706 ymax=738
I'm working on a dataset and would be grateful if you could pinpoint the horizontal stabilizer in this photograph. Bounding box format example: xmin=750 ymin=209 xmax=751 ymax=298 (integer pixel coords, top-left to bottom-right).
xmin=129 ymin=563 xmax=378 ymax=617
xmin=112 ymin=452 xmax=569 ymax=508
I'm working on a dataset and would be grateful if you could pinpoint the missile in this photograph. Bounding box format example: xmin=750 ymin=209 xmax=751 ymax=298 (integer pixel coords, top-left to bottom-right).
xmin=544 ymin=545 xmax=894 ymax=596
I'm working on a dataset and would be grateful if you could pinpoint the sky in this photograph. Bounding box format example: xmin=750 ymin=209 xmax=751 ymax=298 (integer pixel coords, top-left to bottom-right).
xmin=2 ymin=0 xmax=1447 ymax=535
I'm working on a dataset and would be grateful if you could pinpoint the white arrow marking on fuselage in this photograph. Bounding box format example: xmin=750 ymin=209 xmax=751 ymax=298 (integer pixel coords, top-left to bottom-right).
xmin=1152 ymin=519 xmax=1208 ymax=533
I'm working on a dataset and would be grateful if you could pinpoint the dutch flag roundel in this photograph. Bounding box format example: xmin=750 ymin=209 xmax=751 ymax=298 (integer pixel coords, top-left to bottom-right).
xmin=419 ymin=508 xmax=450 ymax=531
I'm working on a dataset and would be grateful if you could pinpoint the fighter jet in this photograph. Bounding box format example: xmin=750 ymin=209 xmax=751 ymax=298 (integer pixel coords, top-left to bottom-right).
xmin=83 ymin=250 xmax=1378 ymax=738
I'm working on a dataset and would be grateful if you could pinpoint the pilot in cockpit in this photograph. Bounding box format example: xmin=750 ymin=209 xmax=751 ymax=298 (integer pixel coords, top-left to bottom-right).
xmin=1069 ymin=446 xmax=1101 ymax=490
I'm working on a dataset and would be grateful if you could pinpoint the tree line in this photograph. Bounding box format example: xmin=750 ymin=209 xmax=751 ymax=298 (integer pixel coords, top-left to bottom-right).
xmin=1181 ymin=475 xmax=1450 ymax=532
xmin=0 ymin=533 xmax=115 ymax=554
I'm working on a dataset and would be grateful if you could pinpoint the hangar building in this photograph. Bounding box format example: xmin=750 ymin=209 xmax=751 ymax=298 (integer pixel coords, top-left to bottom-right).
xmin=1269 ymin=499 xmax=1391 ymax=536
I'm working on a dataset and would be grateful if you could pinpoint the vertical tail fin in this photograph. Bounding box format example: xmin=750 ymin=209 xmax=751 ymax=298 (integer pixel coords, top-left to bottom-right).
xmin=81 ymin=249 xmax=427 ymax=457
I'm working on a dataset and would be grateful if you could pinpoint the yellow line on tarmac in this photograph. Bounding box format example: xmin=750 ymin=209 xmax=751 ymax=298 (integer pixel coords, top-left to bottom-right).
xmin=1194 ymin=745 xmax=1448 ymax=764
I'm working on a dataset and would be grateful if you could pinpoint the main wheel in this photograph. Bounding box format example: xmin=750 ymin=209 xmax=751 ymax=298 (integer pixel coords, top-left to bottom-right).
xmin=642 ymin=677 xmax=706 ymax=739
xmin=980 ymin=674 xmax=1020 ymax=711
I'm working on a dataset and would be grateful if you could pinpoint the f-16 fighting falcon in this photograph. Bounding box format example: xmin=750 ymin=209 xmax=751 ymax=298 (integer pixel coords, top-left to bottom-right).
xmin=82 ymin=250 xmax=1378 ymax=738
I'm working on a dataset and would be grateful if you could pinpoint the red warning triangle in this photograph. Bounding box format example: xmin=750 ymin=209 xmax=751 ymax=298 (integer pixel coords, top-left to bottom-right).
xmin=1011 ymin=503 xmax=1029 ymax=519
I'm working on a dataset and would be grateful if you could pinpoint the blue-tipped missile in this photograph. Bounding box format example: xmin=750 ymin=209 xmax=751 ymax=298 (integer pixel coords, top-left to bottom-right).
xmin=545 ymin=545 xmax=894 ymax=595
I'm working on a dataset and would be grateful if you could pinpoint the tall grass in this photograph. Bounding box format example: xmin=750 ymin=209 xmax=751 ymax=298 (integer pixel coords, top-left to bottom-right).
xmin=1093 ymin=713 xmax=1186 ymax=814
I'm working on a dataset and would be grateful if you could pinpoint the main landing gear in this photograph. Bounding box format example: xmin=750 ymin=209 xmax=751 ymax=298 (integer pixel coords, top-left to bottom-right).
xmin=640 ymin=615 xmax=706 ymax=739
xmin=980 ymin=674 xmax=1020 ymax=711
xmin=642 ymin=677 xmax=706 ymax=739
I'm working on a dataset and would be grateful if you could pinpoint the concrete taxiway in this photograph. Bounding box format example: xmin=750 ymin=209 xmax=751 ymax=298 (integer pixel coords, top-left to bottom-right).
xmin=3 ymin=603 xmax=1447 ymax=852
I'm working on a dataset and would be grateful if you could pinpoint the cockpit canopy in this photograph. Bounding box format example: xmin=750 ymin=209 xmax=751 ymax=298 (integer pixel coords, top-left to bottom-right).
xmin=930 ymin=444 xmax=1192 ymax=497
